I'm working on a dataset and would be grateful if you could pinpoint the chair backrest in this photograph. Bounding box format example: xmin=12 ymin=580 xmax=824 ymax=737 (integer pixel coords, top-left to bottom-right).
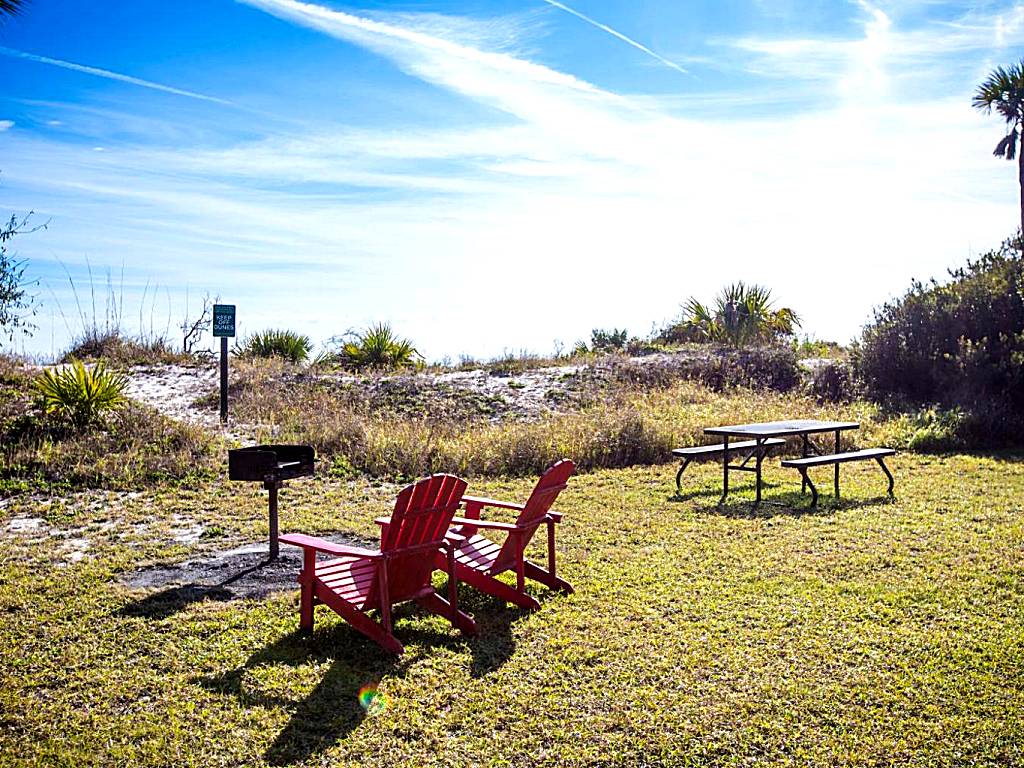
xmin=493 ymin=459 xmax=575 ymax=572
xmin=376 ymin=473 xmax=467 ymax=603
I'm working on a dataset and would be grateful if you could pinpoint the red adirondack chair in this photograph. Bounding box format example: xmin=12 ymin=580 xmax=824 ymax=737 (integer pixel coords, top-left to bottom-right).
xmin=438 ymin=459 xmax=575 ymax=610
xmin=279 ymin=474 xmax=476 ymax=655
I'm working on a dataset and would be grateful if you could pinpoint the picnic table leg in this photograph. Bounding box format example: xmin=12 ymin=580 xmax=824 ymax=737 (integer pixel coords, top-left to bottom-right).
xmin=801 ymin=434 xmax=808 ymax=494
xmin=833 ymin=430 xmax=841 ymax=498
xmin=754 ymin=438 xmax=764 ymax=506
xmin=719 ymin=436 xmax=729 ymax=505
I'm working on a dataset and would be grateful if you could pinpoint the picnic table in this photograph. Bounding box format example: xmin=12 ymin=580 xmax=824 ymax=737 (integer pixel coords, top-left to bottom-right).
xmin=703 ymin=420 xmax=860 ymax=505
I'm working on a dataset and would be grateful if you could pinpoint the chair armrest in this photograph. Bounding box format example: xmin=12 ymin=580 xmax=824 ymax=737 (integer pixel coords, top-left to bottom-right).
xmin=463 ymin=495 xmax=526 ymax=512
xmin=546 ymin=511 xmax=564 ymax=523
xmin=451 ymin=516 xmax=520 ymax=532
xmin=279 ymin=533 xmax=383 ymax=559
xmin=374 ymin=516 xmax=391 ymax=526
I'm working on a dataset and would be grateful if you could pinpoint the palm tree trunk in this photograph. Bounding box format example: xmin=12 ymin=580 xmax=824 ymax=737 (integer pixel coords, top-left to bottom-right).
xmin=1019 ymin=128 xmax=1024 ymax=236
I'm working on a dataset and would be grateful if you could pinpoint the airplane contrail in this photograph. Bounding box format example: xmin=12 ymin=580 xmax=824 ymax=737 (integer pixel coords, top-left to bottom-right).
xmin=0 ymin=46 xmax=236 ymax=106
xmin=539 ymin=0 xmax=689 ymax=76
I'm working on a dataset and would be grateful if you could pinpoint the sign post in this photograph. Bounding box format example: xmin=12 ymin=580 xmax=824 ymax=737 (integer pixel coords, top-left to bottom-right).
xmin=212 ymin=304 xmax=236 ymax=424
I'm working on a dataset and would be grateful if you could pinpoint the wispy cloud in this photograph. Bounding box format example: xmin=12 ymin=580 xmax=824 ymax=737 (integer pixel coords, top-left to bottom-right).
xmin=538 ymin=0 xmax=689 ymax=76
xmin=3 ymin=0 xmax=1019 ymax=359
xmin=0 ymin=120 xmax=13 ymax=131
xmin=0 ymin=46 xmax=236 ymax=106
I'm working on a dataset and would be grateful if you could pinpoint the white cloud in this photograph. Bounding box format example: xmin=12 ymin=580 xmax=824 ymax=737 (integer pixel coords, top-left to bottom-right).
xmin=0 ymin=120 xmax=13 ymax=131
xmin=0 ymin=46 xmax=235 ymax=106
xmin=4 ymin=0 xmax=1019 ymax=359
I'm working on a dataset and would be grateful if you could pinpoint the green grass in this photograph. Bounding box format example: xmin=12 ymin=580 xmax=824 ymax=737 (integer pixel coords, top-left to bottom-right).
xmin=1 ymin=453 xmax=1022 ymax=766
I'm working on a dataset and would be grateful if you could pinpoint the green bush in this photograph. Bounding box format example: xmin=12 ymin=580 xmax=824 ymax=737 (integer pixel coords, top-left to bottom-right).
xmin=906 ymin=407 xmax=965 ymax=453
xmin=34 ymin=360 xmax=128 ymax=430
xmin=855 ymin=235 xmax=1024 ymax=446
xmin=334 ymin=324 xmax=420 ymax=371
xmin=661 ymin=282 xmax=801 ymax=348
xmin=237 ymin=329 xmax=312 ymax=363
xmin=590 ymin=328 xmax=628 ymax=352
xmin=807 ymin=361 xmax=856 ymax=403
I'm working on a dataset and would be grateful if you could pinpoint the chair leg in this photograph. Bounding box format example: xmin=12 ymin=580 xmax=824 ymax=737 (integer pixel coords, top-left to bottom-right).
xmin=314 ymin=583 xmax=404 ymax=654
xmin=417 ymin=592 xmax=478 ymax=636
xmin=299 ymin=549 xmax=316 ymax=632
xmin=456 ymin=564 xmax=540 ymax=610
xmin=523 ymin=560 xmax=573 ymax=593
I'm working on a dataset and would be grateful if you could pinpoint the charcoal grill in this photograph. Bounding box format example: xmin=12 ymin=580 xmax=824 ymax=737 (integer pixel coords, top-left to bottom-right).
xmin=228 ymin=444 xmax=315 ymax=559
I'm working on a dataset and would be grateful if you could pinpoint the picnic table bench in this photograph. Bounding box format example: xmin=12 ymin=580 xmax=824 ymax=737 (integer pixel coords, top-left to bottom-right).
xmin=673 ymin=439 xmax=786 ymax=494
xmin=781 ymin=448 xmax=895 ymax=507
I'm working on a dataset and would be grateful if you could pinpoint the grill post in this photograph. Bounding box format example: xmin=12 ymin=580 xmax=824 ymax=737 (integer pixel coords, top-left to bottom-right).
xmin=265 ymin=479 xmax=280 ymax=560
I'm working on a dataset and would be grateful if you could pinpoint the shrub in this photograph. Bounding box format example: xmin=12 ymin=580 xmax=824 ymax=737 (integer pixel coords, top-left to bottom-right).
xmin=906 ymin=407 xmax=965 ymax=453
xmin=34 ymin=360 xmax=128 ymax=430
xmin=855 ymin=235 xmax=1024 ymax=447
xmin=62 ymin=331 xmax=186 ymax=367
xmin=590 ymin=328 xmax=628 ymax=352
xmin=237 ymin=329 xmax=312 ymax=363
xmin=661 ymin=283 xmax=801 ymax=348
xmin=333 ymin=324 xmax=420 ymax=371
xmin=590 ymin=346 xmax=802 ymax=394
xmin=807 ymin=361 xmax=856 ymax=403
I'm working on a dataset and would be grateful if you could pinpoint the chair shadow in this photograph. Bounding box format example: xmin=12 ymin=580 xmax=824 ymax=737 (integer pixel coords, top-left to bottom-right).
xmin=196 ymin=621 xmax=408 ymax=765
xmin=194 ymin=582 xmax=535 ymax=765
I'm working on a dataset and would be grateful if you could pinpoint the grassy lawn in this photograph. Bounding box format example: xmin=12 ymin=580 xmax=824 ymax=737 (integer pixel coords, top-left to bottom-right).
xmin=1 ymin=453 xmax=1022 ymax=766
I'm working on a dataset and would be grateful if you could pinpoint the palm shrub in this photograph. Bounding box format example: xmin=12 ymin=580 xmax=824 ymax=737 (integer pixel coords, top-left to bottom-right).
xmin=336 ymin=324 xmax=421 ymax=371
xmin=663 ymin=282 xmax=800 ymax=347
xmin=237 ymin=329 xmax=312 ymax=363
xmin=34 ymin=360 xmax=128 ymax=430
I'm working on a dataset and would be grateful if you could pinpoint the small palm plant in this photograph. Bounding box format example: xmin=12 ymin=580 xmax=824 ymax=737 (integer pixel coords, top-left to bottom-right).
xmin=677 ymin=282 xmax=800 ymax=347
xmin=336 ymin=324 xmax=421 ymax=371
xmin=34 ymin=359 xmax=129 ymax=430
xmin=237 ymin=329 xmax=313 ymax=363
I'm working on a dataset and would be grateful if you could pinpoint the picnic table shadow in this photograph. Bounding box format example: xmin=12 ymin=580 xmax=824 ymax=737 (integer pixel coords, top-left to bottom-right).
xmin=192 ymin=584 xmax=533 ymax=766
xmin=700 ymin=491 xmax=897 ymax=519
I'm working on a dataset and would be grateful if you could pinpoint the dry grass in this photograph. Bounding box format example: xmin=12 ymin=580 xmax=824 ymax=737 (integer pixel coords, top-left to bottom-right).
xmin=222 ymin=358 xmax=908 ymax=480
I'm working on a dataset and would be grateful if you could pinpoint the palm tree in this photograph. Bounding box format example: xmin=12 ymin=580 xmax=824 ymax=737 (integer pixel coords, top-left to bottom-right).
xmin=973 ymin=60 xmax=1024 ymax=234
xmin=0 ymin=0 xmax=26 ymax=18
xmin=678 ymin=282 xmax=800 ymax=348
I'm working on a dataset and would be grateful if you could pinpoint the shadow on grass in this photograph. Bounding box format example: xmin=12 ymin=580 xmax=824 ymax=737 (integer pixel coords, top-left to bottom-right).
xmin=703 ymin=492 xmax=897 ymax=519
xmin=194 ymin=582 xmax=537 ymax=765
xmin=196 ymin=622 xmax=407 ymax=765
xmin=116 ymin=558 xmax=289 ymax=620
xmin=667 ymin=479 xmax=785 ymax=504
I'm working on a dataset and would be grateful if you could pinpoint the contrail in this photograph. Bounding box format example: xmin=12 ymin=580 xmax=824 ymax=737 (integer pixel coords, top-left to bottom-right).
xmin=540 ymin=0 xmax=688 ymax=76
xmin=0 ymin=46 xmax=235 ymax=106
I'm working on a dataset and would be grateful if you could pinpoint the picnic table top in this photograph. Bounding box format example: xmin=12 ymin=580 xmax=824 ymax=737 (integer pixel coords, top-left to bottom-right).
xmin=704 ymin=420 xmax=860 ymax=438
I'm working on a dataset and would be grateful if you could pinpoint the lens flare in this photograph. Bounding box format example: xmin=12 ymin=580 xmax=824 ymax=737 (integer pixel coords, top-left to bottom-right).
xmin=358 ymin=683 xmax=389 ymax=716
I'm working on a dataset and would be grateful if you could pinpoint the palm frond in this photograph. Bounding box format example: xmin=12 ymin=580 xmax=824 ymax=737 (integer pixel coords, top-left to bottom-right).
xmin=0 ymin=0 xmax=26 ymax=18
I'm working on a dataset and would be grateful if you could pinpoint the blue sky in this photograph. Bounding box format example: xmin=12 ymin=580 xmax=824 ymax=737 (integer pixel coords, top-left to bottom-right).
xmin=0 ymin=0 xmax=1021 ymax=360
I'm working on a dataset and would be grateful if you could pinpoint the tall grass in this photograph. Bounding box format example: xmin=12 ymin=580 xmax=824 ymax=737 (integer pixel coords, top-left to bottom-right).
xmin=227 ymin=358 xmax=907 ymax=480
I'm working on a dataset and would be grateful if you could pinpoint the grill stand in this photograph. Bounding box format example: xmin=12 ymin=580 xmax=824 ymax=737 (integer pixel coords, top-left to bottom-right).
xmin=265 ymin=479 xmax=281 ymax=560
